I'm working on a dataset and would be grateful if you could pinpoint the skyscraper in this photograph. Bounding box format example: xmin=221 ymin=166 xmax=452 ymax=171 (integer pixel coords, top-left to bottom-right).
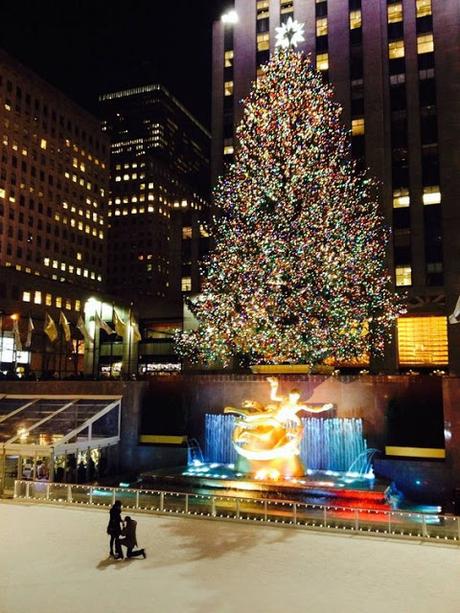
xmin=100 ymin=85 xmax=210 ymax=303
xmin=212 ymin=0 xmax=460 ymax=373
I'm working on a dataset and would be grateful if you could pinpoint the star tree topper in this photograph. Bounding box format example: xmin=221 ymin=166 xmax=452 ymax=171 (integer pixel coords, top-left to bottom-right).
xmin=275 ymin=17 xmax=305 ymax=49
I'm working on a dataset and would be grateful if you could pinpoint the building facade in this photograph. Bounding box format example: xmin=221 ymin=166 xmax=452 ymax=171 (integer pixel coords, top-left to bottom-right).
xmin=0 ymin=49 xmax=116 ymax=377
xmin=100 ymin=85 xmax=210 ymax=304
xmin=212 ymin=0 xmax=460 ymax=373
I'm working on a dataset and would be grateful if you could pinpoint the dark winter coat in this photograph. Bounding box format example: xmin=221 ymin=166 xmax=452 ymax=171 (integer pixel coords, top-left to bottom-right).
xmin=107 ymin=505 xmax=122 ymax=536
xmin=120 ymin=519 xmax=138 ymax=548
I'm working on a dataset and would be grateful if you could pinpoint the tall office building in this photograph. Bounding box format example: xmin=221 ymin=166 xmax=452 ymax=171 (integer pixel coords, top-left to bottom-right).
xmin=212 ymin=0 xmax=460 ymax=373
xmin=0 ymin=49 xmax=109 ymax=290
xmin=100 ymin=85 xmax=210 ymax=303
xmin=0 ymin=49 xmax=112 ymax=376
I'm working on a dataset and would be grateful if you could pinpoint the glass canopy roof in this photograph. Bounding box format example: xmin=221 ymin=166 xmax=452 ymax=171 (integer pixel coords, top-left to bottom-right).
xmin=0 ymin=395 xmax=121 ymax=456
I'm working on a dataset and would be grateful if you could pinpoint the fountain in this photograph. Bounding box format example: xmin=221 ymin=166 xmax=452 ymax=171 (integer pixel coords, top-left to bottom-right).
xmin=205 ymin=414 xmax=372 ymax=476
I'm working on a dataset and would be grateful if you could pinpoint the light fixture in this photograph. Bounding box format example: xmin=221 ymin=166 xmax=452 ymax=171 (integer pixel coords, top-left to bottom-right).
xmin=221 ymin=10 xmax=238 ymax=25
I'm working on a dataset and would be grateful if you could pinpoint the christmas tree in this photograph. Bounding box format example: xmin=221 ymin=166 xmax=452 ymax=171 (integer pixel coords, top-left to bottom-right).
xmin=178 ymin=38 xmax=402 ymax=367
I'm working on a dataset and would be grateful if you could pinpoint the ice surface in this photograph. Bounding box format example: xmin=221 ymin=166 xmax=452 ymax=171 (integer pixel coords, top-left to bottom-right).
xmin=0 ymin=501 xmax=459 ymax=613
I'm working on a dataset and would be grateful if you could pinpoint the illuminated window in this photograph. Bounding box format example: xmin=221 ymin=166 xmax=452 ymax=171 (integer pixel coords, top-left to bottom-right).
xmin=423 ymin=186 xmax=441 ymax=205
xmin=395 ymin=265 xmax=412 ymax=287
xmin=0 ymin=188 xmax=5 ymax=199
xmin=65 ymin=299 xmax=72 ymax=311
xmin=182 ymin=226 xmax=192 ymax=240
xmin=416 ymin=0 xmax=432 ymax=18
xmin=45 ymin=293 xmax=52 ymax=306
xmin=417 ymin=33 xmax=434 ymax=55
xmin=387 ymin=3 xmax=403 ymax=23
xmin=257 ymin=0 xmax=269 ymax=20
xmin=352 ymin=118 xmax=365 ymax=136
xmin=224 ymin=50 xmax=234 ymax=68
xmin=40 ymin=138 xmax=47 ymax=150
xmin=55 ymin=296 xmax=62 ymax=308
xmin=350 ymin=10 xmax=362 ymax=30
xmin=280 ymin=0 xmax=294 ymax=14
xmin=393 ymin=188 xmax=410 ymax=208
xmin=22 ymin=291 xmax=31 ymax=303
xmin=33 ymin=291 xmax=42 ymax=305
xmin=389 ymin=40 xmax=405 ymax=59
xmin=316 ymin=18 xmax=328 ymax=37
xmin=316 ymin=53 xmax=329 ymax=71
xmin=75 ymin=300 xmax=81 ymax=312
xmin=224 ymin=145 xmax=234 ymax=156
xmin=181 ymin=277 xmax=192 ymax=292
xmin=397 ymin=316 xmax=448 ymax=366
xmin=257 ymin=33 xmax=270 ymax=52
xmin=224 ymin=81 xmax=234 ymax=97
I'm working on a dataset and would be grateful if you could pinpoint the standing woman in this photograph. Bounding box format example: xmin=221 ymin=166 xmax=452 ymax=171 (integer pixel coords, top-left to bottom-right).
xmin=107 ymin=500 xmax=123 ymax=559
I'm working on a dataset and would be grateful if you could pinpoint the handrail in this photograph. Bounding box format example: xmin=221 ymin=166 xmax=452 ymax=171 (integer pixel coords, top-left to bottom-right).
xmin=12 ymin=480 xmax=460 ymax=545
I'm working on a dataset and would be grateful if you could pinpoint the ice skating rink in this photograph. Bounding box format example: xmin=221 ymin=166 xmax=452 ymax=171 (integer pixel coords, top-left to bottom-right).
xmin=1 ymin=501 xmax=459 ymax=613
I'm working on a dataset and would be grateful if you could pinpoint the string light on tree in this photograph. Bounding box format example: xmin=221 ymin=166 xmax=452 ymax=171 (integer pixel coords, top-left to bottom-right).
xmin=177 ymin=48 xmax=403 ymax=367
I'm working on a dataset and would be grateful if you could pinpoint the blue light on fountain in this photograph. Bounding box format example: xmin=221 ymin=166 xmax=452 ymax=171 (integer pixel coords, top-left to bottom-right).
xmin=204 ymin=414 xmax=373 ymax=477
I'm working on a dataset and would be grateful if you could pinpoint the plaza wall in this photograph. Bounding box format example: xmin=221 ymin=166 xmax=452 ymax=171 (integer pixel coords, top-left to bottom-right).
xmin=0 ymin=375 xmax=458 ymax=500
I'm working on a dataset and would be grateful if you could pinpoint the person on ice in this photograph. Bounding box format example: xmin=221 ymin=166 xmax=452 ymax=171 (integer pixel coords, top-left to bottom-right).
xmin=119 ymin=516 xmax=146 ymax=559
xmin=107 ymin=500 xmax=123 ymax=559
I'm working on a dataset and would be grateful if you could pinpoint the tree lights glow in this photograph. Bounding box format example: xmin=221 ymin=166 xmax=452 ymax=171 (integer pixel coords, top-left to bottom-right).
xmin=178 ymin=50 xmax=403 ymax=367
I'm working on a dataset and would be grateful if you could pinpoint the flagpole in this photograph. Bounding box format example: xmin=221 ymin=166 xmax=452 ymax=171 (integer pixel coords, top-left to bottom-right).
xmin=110 ymin=303 xmax=115 ymax=379
xmin=58 ymin=324 xmax=63 ymax=380
xmin=127 ymin=305 xmax=133 ymax=379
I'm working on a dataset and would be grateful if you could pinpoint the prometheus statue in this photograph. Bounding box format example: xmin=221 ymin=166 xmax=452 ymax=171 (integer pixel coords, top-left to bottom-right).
xmin=224 ymin=377 xmax=333 ymax=480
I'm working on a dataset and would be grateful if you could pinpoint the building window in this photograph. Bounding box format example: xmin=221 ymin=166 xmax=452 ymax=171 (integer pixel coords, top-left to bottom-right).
xmin=224 ymin=50 xmax=234 ymax=68
xmin=395 ymin=265 xmax=412 ymax=287
xmin=182 ymin=226 xmax=192 ymax=240
xmin=257 ymin=0 xmax=269 ymax=20
xmin=257 ymin=33 xmax=270 ymax=52
xmin=181 ymin=277 xmax=192 ymax=292
xmin=393 ymin=188 xmax=410 ymax=208
xmin=224 ymin=81 xmax=234 ymax=97
xmin=224 ymin=144 xmax=234 ymax=156
xmin=45 ymin=293 xmax=52 ymax=306
xmin=33 ymin=291 xmax=42 ymax=305
xmin=397 ymin=316 xmax=448 ymax=366
xmin=417 ymin=33 xmax=434 ymax=55
xmin=351 ymin=118 xmax=365 ymax=136
xmin=387 ymin=3 xmax=403 ymax=23
xmin=423 ymin=186 xmax=441 ymax=205
xmin=280 ymin=0 xmax=294 ymax=15
xmin=22 ymin=291 xmax=31 ymax=303
xmin=350 ymin=10 xmax=362 ymax=30
xmin=316 ymin=18 xmax=328 ymax=37
xmin=40 ymin=138 xmax=47 ymax=150
xmin=56 ymin=296 xmax=62 ymax=308
xmin=316 ymin=53 xmax=329 ymax=71
xmin=416 ymin=0 xmax=432 ymax=18
xmin=389 ymin=40 xmax=405 ymax=59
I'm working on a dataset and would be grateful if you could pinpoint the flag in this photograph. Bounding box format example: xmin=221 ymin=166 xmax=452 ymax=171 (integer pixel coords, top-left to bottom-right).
xmin=448 ymin=296 xmax=460 ymax=324
xmin=131 ymin=320 xmax=142 ymax=343
xmin=94 ymin=311 xmax=114 ymax=335
xmin=77 ymin=315 xmax=93 ymax=343
xmin=59 ymin=311 xmax=71 ymax=342
xmin=113 ymin=309 xmax=126 ymax=338
xmin=25 ymin=316 xmax=34 ymax=348
xmin=12 ymin=318 xmax=22 ymax=352
xmin=44 ymin=313 xmax=58 ymax=343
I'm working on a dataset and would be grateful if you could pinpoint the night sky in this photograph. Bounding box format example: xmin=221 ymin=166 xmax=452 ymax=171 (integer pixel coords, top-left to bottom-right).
xmin=0 ymin=0 xmax=231 ymax=129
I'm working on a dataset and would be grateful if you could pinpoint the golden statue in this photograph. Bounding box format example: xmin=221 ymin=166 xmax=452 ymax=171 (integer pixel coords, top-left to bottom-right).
xmin=224 ymin=377 xmax=333 ymax=480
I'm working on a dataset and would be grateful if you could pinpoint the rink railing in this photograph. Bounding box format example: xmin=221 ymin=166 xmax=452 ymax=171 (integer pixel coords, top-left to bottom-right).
xmin=13 ymin=479 xmax=460 ymax=545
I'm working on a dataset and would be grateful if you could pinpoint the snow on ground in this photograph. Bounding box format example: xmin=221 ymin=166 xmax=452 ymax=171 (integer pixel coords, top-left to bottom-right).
xmin=0 ymin=501 xmax=459 ymax=613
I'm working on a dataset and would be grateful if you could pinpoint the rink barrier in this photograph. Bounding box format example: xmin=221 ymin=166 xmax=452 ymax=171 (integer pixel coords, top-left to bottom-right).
xmin=12 ymin=479 xmax=460 ymax=545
